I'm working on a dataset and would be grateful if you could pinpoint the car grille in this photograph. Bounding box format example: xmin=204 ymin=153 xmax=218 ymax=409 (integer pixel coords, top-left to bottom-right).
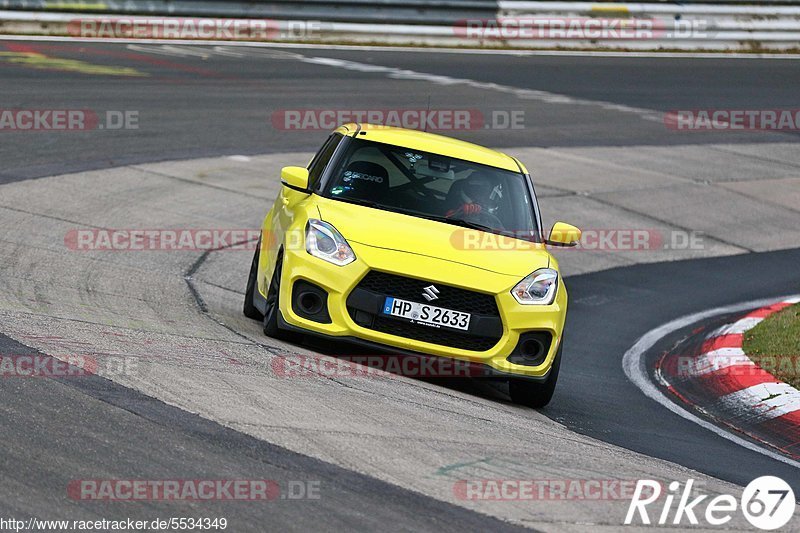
xmin=347 ymin=270 xmax=502 ymax=352
xmin=356 ymin=271 xmax=499 ymax=316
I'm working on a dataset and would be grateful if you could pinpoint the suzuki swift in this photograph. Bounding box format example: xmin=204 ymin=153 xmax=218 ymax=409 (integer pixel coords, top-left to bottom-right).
xmin=244 ymin=123 xmax=580 ymax=407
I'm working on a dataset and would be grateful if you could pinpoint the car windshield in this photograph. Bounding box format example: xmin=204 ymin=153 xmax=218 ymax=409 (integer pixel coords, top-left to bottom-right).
xmin=322 ymin=138 xmax=539 ymax=241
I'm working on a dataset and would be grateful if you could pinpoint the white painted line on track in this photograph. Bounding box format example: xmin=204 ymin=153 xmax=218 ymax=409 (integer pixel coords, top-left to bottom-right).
xmin=622 ymin=294 xmax=800 ymax=470
xmin=298 ymin=55 xmax=664 ymax=122
xmin=1 ymin=34 xmax=799 ymax=59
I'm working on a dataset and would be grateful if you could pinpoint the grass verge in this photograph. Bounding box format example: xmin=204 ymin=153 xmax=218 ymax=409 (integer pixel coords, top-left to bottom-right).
xmin=743 ymin=303 xmax=800 ymax=389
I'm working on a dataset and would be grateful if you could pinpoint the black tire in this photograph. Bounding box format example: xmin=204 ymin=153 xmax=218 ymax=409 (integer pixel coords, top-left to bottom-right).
xmin=508 ymin=341 xmax=562 ymax=408
xmin=262 ymin=252 xmax=298 ymax=342
xmin=243 ymin=239 xmax=264 ymax=320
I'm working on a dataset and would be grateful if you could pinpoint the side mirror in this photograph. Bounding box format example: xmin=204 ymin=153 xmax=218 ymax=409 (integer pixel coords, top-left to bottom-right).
xmin=281 ymin=166 xmax=310 ymax=192
xmin=546 ymin=221 xmax=581 ymax=247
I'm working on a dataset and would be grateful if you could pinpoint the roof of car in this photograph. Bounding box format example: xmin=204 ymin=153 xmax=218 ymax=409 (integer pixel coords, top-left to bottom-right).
xmin=333 ymin=123 xmax=526 ymax=173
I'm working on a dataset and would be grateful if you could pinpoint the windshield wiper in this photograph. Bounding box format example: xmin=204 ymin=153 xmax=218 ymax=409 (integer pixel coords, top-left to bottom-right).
xmin=391 ymin=209 xmax=497 ymax=233
xmin=405 ymin=211 xmax=535 ymax=241
xmin=418 ymin=214 xmax=496 ymax=232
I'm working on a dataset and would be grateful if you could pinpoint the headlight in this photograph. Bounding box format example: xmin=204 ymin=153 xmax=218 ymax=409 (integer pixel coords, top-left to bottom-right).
xmin=305 ymin=219 xmax=355 ymax=266
xmin=511 ymin=268 xmax=558 ymax=305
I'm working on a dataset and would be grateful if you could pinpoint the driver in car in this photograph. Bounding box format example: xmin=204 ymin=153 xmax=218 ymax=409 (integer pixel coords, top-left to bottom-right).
xmin=445 ymin=175 xmax=501 ymax=220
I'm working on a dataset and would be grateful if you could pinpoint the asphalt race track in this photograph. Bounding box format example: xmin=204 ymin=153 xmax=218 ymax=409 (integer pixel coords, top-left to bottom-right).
xmin=2 ymin=41 xmax=799 ymax=182
xmin=1 ymin=39 xmax=800 ymax=530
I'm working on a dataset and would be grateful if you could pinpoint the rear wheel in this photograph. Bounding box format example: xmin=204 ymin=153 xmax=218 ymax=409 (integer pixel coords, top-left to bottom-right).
xmin=242 ymin=238 xmax=264 ymax=320
xmin=508 ymin=341 xmax=562 ymax=408
xmin=262 ymin=252 xmax=298 ymax=342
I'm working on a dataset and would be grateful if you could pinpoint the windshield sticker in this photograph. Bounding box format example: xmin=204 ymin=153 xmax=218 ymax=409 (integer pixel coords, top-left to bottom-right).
xmin=343 ymin=170 xmax=384 ymax=184
xmin=404 ymin=152 xmax=422 ymax=164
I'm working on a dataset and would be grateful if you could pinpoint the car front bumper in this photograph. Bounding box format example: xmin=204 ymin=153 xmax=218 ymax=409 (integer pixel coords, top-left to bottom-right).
xmin=271 ymin=241 xmax=567 ymax=378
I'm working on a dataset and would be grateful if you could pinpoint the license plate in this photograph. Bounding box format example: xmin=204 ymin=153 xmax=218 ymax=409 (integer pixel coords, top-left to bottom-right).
xmin=382 ymin=297 xmax=471 ymax=331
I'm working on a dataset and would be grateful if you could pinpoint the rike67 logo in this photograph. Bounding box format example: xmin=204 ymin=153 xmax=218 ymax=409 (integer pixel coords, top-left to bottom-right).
xmin=625 ymin=477 xmax=795 ymax=530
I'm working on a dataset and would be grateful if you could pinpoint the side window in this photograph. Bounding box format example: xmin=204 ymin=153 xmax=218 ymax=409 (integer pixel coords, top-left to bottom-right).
xmin=307 ymin=134 xmax=342 ymax=190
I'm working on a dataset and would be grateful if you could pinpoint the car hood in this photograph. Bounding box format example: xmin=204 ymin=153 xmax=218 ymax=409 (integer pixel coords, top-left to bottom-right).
xmin=315 ymin=197 xmax=549 ymax=277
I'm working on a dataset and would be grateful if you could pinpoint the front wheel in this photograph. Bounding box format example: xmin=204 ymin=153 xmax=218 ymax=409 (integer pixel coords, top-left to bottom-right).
xmin=508 ymin=341 xmax=562 ymax=408
xmin=262 ymin=252 xmax=299 ymax=342
xmin=243 ymin=238 xmax=264 ymax=320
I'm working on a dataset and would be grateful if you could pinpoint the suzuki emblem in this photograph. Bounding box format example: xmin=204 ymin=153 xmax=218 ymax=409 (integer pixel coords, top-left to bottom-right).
xmin=422 ymin=285 xmax=440 ymax=302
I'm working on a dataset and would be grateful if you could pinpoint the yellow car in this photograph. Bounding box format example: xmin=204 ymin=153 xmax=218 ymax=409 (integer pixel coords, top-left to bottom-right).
xmin=244 ymin=123 xmax=580 ymax=407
